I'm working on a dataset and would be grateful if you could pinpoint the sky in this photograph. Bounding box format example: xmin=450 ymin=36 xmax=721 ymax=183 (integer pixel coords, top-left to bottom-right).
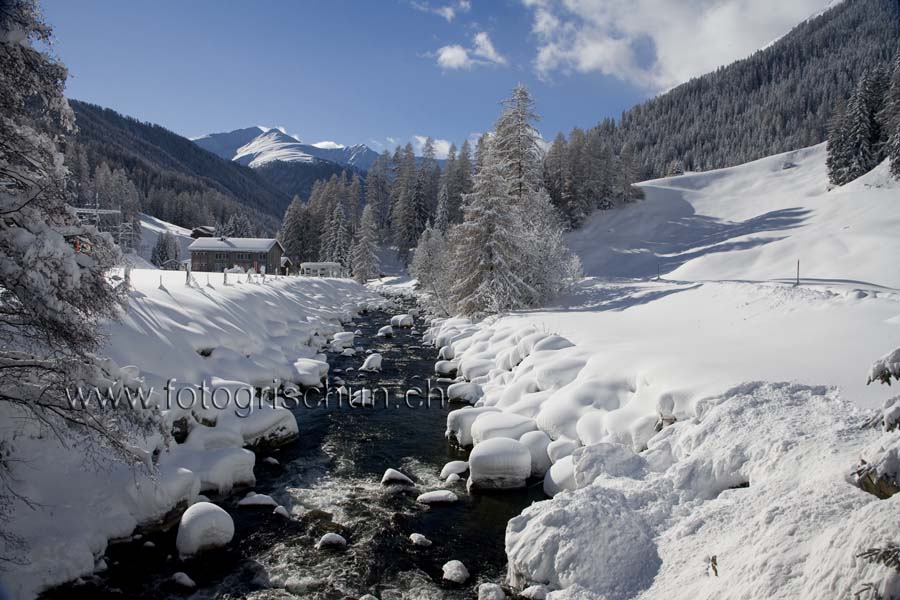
xmin=42 ymin=0 xmax=835 ymax=158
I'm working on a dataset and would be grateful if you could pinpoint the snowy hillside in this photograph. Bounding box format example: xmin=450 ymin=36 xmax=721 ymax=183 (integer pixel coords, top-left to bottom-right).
xmin=194 ymin=126 xmax=379 ymax=171
xmin=134 ymin=212 xmax=194 ymax=266
xmin=420 ymin=144 xmax=900 ymax=598
xmin=570 ymin=143 xmax=900 ymax=287
xmin=4 ymin=270 xmax=388 ymax=599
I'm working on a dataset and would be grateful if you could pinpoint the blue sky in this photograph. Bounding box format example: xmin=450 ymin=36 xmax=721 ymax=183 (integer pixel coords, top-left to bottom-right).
xmin=42 ymin=0 xmax=833 ymax=157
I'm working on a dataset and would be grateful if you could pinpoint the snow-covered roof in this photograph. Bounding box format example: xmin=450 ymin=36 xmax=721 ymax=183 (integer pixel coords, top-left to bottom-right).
xmin=188 ymin=237 xmax=281 ymax=252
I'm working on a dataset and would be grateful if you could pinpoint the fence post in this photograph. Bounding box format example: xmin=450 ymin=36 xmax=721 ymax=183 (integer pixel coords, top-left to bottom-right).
xmin=796 ymin=259 xmax=800 ymax=286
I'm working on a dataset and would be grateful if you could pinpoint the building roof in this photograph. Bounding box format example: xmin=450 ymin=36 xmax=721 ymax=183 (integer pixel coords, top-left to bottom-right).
xmin=188 ymin=237 xmax=282 ymax=253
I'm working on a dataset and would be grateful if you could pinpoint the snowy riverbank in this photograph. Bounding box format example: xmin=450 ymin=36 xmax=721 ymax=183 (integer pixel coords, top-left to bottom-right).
xmin=2 ymin=270 xmax=389 ymax=599
xmin=414 ymin=145 xmax=900 ymax=598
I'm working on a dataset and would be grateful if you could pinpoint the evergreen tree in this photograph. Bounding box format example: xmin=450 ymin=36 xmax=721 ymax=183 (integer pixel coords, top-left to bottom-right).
xmin=365 ymin=151 xmax=393 ymax=240
xmin=883 ymin=51 xmax=900 ymax=179
xmin=151 ymin=231 xmax=180 ymax=268
xmin=434 ymin=183 xmax=450 ymax=233
xmin=350 ymin=204 xmax=380 ymax=283
xmin=391 ymin=143 xmax=420 ymax=263
xmin=493 ymin=84 xmax=544 ymax=204
xmin=447 ymin=140 xmax=536 ymax=314
xmin=827 ymin=98 xmax=851 ymax=185
xmin=323 ymin=201 xmax=351 ymax=267
xmin=544 ymin=132 xmax=567 ymax=212
xmin=453 ymin=140 xmax=474 ymax=220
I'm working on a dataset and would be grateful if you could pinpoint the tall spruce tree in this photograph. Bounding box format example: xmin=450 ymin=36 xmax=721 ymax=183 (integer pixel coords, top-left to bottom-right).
xmin=350 ymin=204 xmax=380 ymax=283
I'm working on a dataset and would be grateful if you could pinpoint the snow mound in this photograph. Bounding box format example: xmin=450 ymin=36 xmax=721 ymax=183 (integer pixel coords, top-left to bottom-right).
xmin=468 ymin=438 xmax=532 ymax=491
xmin=176 ymin=502 xmax=235 ymax=558
xmin=410 ymin=533 xmax=433 ymax=547
xmin=471 ymin=412 xmax=538 ymax=445
xmin=237 ymin=492 xmax=278 ymax=507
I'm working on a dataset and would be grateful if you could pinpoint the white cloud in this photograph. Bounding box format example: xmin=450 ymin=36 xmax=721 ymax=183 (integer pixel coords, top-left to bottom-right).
xmin=310 ymin=140 xmax=345 ymax=149
xmin=472 ymin=31 xmax=507 ymax=66
xmin=413 ymin=135 xmax=453 ymax=159
xmin=435 ymin=31 xmax=507 ymax=70
xmin=412 ymin=0 xmax=472 ymax=22
xmin=524 ymin=0 xmax=835 ymax=91
xmin=437 ymin=44 xmax=473 ymax=70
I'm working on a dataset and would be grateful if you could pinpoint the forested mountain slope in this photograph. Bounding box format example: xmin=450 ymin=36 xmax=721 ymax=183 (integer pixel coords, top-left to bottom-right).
xmin=68 ymin=101 xmax=288 ymax=229
xmin=619 ymin=0 xmax=900 ymax=176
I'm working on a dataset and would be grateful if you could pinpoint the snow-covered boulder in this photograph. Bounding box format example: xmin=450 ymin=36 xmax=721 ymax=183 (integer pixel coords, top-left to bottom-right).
xmin=176 ymin=502 xmax=235 ymax=558
xmin=171 ymin=572 xmax=196 ymax=589
xmin=471 ymin=412 xmax=537 ymax=445
xmin=315 ymin=532 xmax=347 ymax=550
xmin=409 ymin=533 xmax=433 ymax=547
xmin=381 ymin=468 xmax=414 ymax=486
xmin=468 ymin=438 xmax=532 ymax=491
xmin=442 ymin=560 xmax=469 ymax=583
xmin=506 ymin=486 xmax=658 ymax=596
xmin=172 ymin=447 xmax=255 ymax=494
xmin=447 ymin=381 xmax=483 ymax=404
xmin=438 ymin=345 xmax=455 ymax=360
xmin=478 ymin=583 xmax=506 ymax=599
xmin=520 ymin=585 xmax=548 ymax=599
xmin=435 ymin=360 xmax=459 ymax=376
xmin=440 ymin=460 xmax=469 ymax=479
xmin=417 ymin=490 xmax=458 ymax=504
xmin=446 ymin=473 xmax=461 ymax=484
xmin=377 ymin=325 xmax=394 ymax=338
xmin=293 ymin=358 xmax=329 ymax=387
xmin=331 ymin=331 xmax=355 ymax=349
xmin=237 ymin=492 xmax=278 ymax=507
xmin=446 ymin=406 xmax=501 ymax=447
xmin=391 ymin=314 xmax=414 ymax=328
xmin=360 ymin=353 xmax=383 ymax=372
xmin=519 ymin=430 xmax=553 ymax=477
xmin=547 ymin=437 xmax=579 ymax=464
xmin=543 ymin=455 xmax=576 ymax=496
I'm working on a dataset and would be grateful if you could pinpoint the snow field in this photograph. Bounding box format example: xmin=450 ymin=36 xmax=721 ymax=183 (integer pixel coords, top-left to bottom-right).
xmin=419 ymin=148 xmax=900 ymax=597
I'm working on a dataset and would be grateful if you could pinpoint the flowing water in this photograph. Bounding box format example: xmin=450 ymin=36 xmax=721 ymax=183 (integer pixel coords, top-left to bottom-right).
xmin=43 ymin=301 xmax=544 ymax=599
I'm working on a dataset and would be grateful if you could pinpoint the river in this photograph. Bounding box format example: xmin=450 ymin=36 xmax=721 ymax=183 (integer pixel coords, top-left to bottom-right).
xmin=42 ymin=300 xmax=544 ymax=600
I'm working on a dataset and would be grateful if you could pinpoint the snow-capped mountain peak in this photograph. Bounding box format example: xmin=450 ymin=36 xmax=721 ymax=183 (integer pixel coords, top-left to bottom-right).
xmin=194 ymin=127 xmax=380 ymax=171
xmin=233 ymin=128 xmax=316 ymax=168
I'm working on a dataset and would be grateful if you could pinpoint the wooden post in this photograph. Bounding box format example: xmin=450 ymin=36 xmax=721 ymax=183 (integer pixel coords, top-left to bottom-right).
xmin=223 ymin=269 xmax=227 ymax=286
xmin=796 ymin=259 xmax=800 ymax=286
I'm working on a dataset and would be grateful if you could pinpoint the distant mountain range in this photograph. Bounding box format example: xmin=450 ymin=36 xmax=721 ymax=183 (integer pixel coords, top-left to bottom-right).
xmin=194 ymin=126 xmax=380 ymax=172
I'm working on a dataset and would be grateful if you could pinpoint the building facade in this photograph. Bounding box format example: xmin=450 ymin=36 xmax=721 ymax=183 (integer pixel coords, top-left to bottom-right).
xmin=188 ymin=237 xmax=285 ymax=274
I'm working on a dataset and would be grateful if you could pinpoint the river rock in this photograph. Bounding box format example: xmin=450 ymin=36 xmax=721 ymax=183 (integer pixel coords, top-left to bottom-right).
xmin=442 ymin=560 xmax=469 ymax=583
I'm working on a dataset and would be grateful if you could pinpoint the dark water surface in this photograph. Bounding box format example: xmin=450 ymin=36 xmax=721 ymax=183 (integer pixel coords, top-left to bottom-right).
xmin=42 ymin=301 xmax=544 ymax=599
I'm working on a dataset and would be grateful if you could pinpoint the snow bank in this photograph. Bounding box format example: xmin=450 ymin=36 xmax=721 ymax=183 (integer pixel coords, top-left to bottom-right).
xmin=506 ymin=383 xmax=900 ymax=598
xmin=4 ymin=270 xmax=389 ymax=598
xmin=176 ymin=502 xmax=235 ymax=558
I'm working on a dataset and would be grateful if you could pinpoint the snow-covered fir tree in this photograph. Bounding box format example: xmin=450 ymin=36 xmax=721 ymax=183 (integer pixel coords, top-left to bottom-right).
xmin=492 ymin=83 xmax=544 ymax=204
xmin=151 ymin=231 xmax=180 ymax=268
xmin=434 ymin=183 xmax=450 ymax=233
xmin=350 ymin=203 xmax=380 ymax=283
xmin=447 ymin=138 xmax=536 ymax=314
xmin=322 ymin=201 xmax=351 ymax=267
